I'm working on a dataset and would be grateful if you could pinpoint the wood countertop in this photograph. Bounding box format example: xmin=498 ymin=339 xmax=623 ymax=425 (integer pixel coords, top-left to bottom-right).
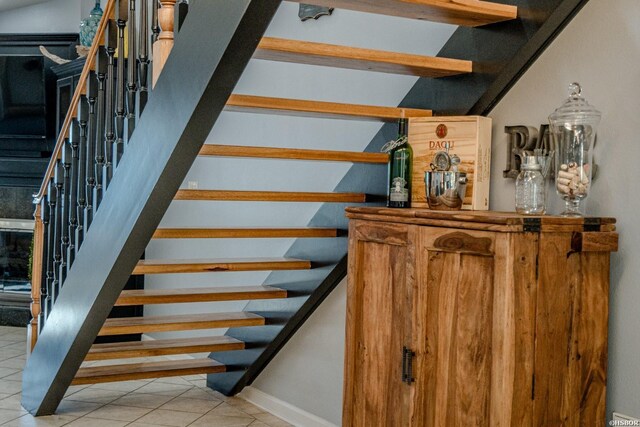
xmin=346 ymin=207 xmax=617 ymax=236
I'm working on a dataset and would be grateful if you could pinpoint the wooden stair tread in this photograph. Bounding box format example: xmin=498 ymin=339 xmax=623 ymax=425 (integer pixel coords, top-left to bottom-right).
xmin=286 ymin=0 xmax=517 ymax=26
xmin=85 ymin=336 xmax=245 ymax=361
xmin=153 ymin=227 xmax=340 ymax=239
xmin=225 ymin=94 xmax=431 ymax=121
xmin=174 ymin=190 xmax=368 ymax=203
xmin=116 ymin=286 xmax=288 ymax=306
xmin=133 ymin=257 xmax=311 ymax=274
xmin=99 ymin=312 xmax=265 ymax=336
xmin=199 ymin=144 xmax=388 ymax=164
xmin=254 ymin=37 xmax=472 ymax=77
xmin=73 ymin=359 xmax=225 ymax=384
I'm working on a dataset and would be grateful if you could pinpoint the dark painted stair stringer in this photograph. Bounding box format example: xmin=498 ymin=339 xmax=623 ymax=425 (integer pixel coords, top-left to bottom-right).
xmin=21 ymin=0 xmax=283 ymax=416
xmin=207 ymin=0 xmax=592 ymax=396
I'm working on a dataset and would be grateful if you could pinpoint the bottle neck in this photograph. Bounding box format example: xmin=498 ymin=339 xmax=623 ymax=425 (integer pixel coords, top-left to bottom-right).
xmin=397 ymin=119 xmax=408 ymax=138
xmin=92 ymin=0 xmax=102 ymax=13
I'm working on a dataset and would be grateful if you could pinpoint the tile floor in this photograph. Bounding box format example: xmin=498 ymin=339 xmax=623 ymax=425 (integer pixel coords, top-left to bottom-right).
xmin=0 ymin=326 xmax=291 ymax=427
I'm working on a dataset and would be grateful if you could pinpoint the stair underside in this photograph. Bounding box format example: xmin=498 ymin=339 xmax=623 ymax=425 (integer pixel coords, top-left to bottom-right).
xmin=133 ymin=257 xmax=311 ymax=274
xmin=224 ymin=95 xmax=432 ymax=121
xmin=85 ymin=336 xmax=245 ymax=361
xmin=199 ymin=144 xmax=389 ymax=164
xmin=73 ymin=359 xmax=225 ymax=385
xmin=153 ymin=227 xmax=340 ymax=239
xmin=254 ymin=37 xmax=472 ymax=77
xmin=116 ymin=285 xmax=288 ymax=306
xmin=174 ymin=190 xmax=368 ymax=203
xmin=99 ymin=312 xmax=265 ymax=336
xmin=285 ymin=0 xmax=517 ymax=26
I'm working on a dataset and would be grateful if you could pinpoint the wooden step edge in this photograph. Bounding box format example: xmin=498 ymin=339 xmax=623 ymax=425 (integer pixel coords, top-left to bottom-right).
xmin=72 ymin=358 xmax=225 ymax=385
xmin=285 ymin=0 xmax=517 ymax=27
xmin=85 ymin=336 xmax=245 ymax=361
xmin=174 ymin=189 xmax=369 ymax=203
xmin=255 ymin=37 xmax=472 ymax=77
xmin=115 ymin=285 xmax=288 ymax=306
xmin=153 ymin=227 xmax=341 ymax=239
xmin=132 ymin=258 xmax=312 ymax=275
xmin=441 ymin=0 xmax=518 ymax=25
xmin=199 ymin=144 xmax=389 ymax=164
xmin=98 ymin=312 xmax=265 ymax=336
xmin=225 ymin=94 xmax=432 ymax=122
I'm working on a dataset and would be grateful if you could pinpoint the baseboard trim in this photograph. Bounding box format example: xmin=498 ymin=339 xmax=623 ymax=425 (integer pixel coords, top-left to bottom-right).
xmin=239 ymin=386 xmax=337 ymax=427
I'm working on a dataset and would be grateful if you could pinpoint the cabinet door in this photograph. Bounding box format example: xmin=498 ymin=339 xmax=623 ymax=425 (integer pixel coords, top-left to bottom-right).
xmin=411 ymin=227 xmax=498 ymax=426
xmin=343 ymin=220 xmax=415 ymax=427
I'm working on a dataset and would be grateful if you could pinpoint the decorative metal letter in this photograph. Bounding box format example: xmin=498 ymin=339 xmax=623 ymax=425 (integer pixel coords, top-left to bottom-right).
xmin=503 ymin=126 xmax=538 ymax=178
xmin=299 ymin=4 xmax=334 ymax=21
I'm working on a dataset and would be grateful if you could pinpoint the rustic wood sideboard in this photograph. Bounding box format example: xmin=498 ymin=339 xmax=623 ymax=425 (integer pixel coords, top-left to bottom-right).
xmin=343 ymin=207 xmax=618 ymax=426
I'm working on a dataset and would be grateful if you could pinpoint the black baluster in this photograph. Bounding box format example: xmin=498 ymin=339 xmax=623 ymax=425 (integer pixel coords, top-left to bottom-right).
xmin=138 ymin=0 xmax=150 ymax=114
xmin=45 ymin=179 xmax=55 ymax=318
xmin=59 ymin=143 xmax=72 ymax=285
xmin=114 ymin=0 xmax=128 ymax=166
xmin=127 ymin=0 xmax=138 ymax=138
xmin=104 ymin=20 xmax=118 ymax=188
xmin=67 ymin=120 xmax=80 ymax=269
xmin=39 ymin=197 xmax=50 ymax=329
xmin=86 ymin=73 xmax=98 ymax=229
xmin=95 ymin=48 xmax=107 ymax=209
xmin=77 ymin=96 xmax=88 ymax=249
xmin=152 ymin=0 xmax=160 ymax=44
xmin=52 ymin=162 xmax=63 ymax=303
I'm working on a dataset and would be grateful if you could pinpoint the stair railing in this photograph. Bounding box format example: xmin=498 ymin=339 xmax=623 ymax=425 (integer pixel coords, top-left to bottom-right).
xmin=22 ymin=1 xmax=280 ymax=415
xmin=28 ymin=0 xmax=178 ymax=353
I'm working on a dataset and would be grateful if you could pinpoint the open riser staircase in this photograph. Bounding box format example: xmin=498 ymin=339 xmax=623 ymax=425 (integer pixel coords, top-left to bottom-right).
xmin=22 ymin=0 xmax=591 ymax=416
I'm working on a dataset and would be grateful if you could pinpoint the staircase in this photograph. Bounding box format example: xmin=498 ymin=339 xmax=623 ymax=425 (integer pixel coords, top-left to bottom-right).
xmin=21 ymin=0 xmax=590 ymax=416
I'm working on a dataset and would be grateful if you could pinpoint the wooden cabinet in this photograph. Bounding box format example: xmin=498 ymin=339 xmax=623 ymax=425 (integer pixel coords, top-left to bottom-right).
xmin=343 ymin=208 xmax=618 ymax=427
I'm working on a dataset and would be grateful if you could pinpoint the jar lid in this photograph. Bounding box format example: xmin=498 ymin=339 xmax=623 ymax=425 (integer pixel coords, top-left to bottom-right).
xmin=521 ymin=155 xmax=541 ymax=171
xmin=549 ymin=82 xmax=601 ymax=125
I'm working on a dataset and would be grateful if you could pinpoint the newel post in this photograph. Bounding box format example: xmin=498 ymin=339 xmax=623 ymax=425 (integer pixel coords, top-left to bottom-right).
xmin=27 ymin=204 xmax=44 ymax=354
xmin=152 ymin=0 xmax=176 ymax=87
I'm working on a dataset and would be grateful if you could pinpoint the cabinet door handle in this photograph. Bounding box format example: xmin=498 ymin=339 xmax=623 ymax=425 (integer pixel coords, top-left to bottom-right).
xmin=402 ymin=346 xmax=415 ymax=384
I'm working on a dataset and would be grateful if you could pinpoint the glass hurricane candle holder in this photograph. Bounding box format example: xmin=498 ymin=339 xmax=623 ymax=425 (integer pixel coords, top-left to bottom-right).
xmin=549 ymin=83 xmax=601 ymax=216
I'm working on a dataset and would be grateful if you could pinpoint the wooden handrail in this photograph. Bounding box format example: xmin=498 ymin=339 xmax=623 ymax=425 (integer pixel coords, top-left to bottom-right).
xmin=33 ymin=0 xmax=116 ymax=204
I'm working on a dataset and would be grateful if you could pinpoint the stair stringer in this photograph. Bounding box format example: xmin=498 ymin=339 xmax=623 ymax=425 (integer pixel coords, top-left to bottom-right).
xmin=21 ymin=0 xmax=283 ymax=416
xmin=207 ymin=0 xmax=592 ymax=396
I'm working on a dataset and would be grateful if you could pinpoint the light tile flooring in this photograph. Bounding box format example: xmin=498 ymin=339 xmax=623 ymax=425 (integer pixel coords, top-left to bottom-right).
xmin=0 ymin=326 xmax=291 ymax=427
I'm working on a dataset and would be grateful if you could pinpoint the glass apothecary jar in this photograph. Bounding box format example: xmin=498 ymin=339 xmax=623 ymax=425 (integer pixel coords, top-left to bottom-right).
xmin=549 ymin=83 xmax=601 ymax=216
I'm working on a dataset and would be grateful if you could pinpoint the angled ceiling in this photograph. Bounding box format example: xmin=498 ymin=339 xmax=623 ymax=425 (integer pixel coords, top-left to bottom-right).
xmin=0 ymin=0 xmax=52 ymax=13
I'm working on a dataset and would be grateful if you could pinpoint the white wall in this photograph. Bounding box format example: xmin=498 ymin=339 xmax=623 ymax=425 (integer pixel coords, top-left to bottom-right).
xmin=0 ymin=0 xmax=85 ymax=34
xmin=488 ymin=0 xmax=640 ymax=420
xmin=251 ymin=279 xmax=347 ymax=425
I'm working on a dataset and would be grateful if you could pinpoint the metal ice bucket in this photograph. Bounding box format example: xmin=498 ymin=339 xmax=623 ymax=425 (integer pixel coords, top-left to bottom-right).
xmin=424 ymin=171 xmax=468 ymax=210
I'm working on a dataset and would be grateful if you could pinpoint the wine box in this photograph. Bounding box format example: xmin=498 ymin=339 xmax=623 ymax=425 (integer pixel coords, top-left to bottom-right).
xmin=409 ymin=116 xmax=492 ymax=210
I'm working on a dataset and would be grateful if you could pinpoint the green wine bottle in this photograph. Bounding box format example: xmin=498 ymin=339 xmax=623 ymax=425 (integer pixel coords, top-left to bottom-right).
xmin=387 ymin=119 xmax=412 ymax=208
